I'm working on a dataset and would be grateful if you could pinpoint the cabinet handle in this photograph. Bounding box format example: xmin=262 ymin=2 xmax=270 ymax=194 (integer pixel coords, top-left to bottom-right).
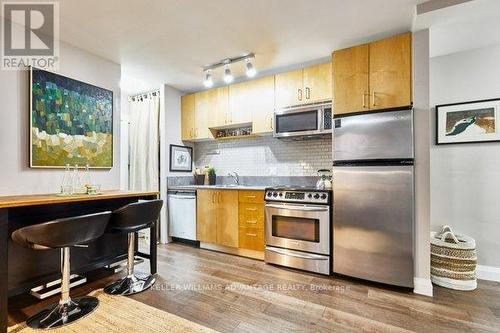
xmin=245 ymin=233 xmax=257 ymax=237
xmin=246 ymin=220 xmax=258 ymax=224
xmin=246 ymin=207 xmax=257 ymax=211
xmin=362 ymin=93 xmax=366 ymax=108
xmin=195 ymin=128 xmax=199 ymax=137
xmin=270 ymin=117 xmax=273 ymax=130
xmin=305 ymin=87 xmax=310 ymax=99
xmin=190 ymin=128 xmax=193 ymax=138
xmin=244 ymin=195 xmax=256 ymax=198
xmin=298 ymin=89 xmax=302 ymax=101
xmin=212 ymin=193 xmax=215 ymax=204
xmin=372 ymin=91 xmax=377 ymax=107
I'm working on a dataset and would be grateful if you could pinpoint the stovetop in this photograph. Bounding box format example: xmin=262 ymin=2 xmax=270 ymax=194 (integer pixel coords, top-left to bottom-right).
xmin=264 ymin=186 xmax=331 ymax=205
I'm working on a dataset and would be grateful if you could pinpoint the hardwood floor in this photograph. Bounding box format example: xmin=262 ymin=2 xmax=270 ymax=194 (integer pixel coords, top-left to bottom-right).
xmin=9 ymin=243 xmax=500 ymax=332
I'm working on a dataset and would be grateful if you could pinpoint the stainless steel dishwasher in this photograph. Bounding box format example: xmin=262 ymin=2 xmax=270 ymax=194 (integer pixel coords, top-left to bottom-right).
xmin=167 ymin=190 xmax=197 ymax=241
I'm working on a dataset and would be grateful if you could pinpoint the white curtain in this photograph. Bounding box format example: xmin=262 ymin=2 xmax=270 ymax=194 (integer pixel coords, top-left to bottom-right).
xmin=129 ymin=94 xmax=160 ymax=191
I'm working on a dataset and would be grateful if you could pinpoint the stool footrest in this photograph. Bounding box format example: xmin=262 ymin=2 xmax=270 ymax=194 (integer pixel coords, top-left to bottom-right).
xmin=30 ymin=275 xmax=87 ymax=300
xmin=105 ymin=257 xmax=144 ymax=273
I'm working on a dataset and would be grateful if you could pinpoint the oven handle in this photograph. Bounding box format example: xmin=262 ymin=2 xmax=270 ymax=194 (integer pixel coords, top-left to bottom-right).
xmin=265 ymin=204 xmax=329 ymax=212
xmin=266 ymin=247 xmax=329 ymax=260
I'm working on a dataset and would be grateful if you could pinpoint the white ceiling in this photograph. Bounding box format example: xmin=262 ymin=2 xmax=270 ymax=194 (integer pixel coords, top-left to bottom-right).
xmin=55 ymin=0 xmax=427 ymax=93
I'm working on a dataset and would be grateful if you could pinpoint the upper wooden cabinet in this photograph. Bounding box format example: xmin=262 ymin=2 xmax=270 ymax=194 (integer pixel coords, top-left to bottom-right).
xmin=275 ymin=63 xmax=332 ymax=109
xmin=181 ymin=94 xmax=195 ymax=140
xmin=207 ymin=86 xmax=229 ymax=128
xmin=369 ymin=33 xmax=412 ymax=111
xmin=333 ymin=44 xmax=369 ymax=115
xmin=228 ymin=76 xmax=274 ymax=134
xmin=333 ymin=32 xmax=412 ymax=115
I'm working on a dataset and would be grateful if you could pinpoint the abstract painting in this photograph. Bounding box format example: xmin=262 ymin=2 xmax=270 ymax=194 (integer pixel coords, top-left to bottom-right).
xmin=436 ymin=98 xmax=500 ymax=145
xmin=30 ymin=68 xmax=113 ymax=168
xmin=169 ymin=145 xmax=192 ymax=172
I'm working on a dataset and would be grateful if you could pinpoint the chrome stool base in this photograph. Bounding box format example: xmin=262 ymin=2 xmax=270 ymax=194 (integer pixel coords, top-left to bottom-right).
xmin=26 ymin=296 xmax=99 ymax=329
xmin=104 ymin=272 xmax=155 ymax=295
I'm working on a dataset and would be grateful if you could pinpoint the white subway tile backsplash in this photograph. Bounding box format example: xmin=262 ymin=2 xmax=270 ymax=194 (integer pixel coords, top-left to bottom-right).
xmin=194 ymin=135 xmax=332 ymax=177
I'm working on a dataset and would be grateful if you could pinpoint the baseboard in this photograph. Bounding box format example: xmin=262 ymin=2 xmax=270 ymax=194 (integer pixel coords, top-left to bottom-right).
xmin=413 ymin=277 xmax=433 ymax=297
xmin=477 ymin=265 xmax=500 ymax=282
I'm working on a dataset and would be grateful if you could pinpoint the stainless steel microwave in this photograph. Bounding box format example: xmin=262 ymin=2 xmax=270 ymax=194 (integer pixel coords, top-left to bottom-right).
xmin=273 ymin=103 xmax=332 ymax=138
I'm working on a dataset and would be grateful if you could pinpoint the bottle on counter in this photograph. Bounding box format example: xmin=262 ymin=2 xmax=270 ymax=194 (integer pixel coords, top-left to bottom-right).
xmin=60 ymin=164 xmax=73 ymax=195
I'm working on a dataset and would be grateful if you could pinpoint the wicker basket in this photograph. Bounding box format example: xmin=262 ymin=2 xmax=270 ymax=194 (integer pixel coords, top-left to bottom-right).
xmin=430 ymin=225 xmax=477 ymax=291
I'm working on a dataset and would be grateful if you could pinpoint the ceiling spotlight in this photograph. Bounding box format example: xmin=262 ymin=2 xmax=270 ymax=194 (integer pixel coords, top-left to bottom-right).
xmin=223 ymin=65 xmax=233 ymax=83
xmin=203 ymin=70 xmax=213 ymax=88
xmin=245 ymin=59 xmax=256 ymax=78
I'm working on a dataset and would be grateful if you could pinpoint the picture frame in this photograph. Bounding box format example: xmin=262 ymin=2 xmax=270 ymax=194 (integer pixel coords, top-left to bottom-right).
xmin=169 ymin=144 xmax=193 ymax=172
xmin=436 ymin=98 xmax=500 ymax=145
xmin=30 ymin=67 xmax=114 ymax=168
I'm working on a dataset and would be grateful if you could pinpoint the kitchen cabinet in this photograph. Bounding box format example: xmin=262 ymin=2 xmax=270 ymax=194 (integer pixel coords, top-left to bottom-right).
xmin=228 ymin=76 xmax=274 ymax=133
xmin=196 ymin=189 xmax=217 ymax=243
xmin=216 ymin=190 xmax=239 ymax=247
xmin=333 ymin=44 xmax=369 ymax=115
xmin=303 ymin=62 xmax=332 ymax=103
xmin=194 ymin=90 xmax=212 ymax=140
xmin=369 ymin=32 xmax=412 ymax=111
xmin=196 ymin=189 xmax=239 ymax=247
xmin=332 ymin=32 xmax=412 ymax=115
xmin=181 ymin=93 xmax=195 ymax=140
xmin=207 ymin=86 xmax=229 ymax=128
xmin=274 ymin=63 xmax=332 ymax=109
xmin=238 ymin=190 xmax=265 ymax=252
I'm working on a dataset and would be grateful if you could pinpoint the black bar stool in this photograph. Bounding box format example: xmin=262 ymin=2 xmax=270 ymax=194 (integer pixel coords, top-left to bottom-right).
xmin=11 ymin=211 xmax=112 ymax=329
xmin=104 ymin=199 xmax=163 ymax=296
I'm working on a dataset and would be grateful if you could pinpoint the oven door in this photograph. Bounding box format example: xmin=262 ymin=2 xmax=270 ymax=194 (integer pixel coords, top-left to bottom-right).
xmin=265 ymin=203 xmax=330 ymax=255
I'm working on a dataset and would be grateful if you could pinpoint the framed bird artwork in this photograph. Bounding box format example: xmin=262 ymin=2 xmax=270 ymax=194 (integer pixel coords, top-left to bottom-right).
xmin=436 ymin=98 xmax=500 ymax=145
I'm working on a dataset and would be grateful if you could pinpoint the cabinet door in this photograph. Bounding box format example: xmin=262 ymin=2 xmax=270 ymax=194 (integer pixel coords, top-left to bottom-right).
xmin=228 ymin=81 xmax=253 ymax=125
xmin=196 ymin=190 xmax=217 ymax=243
xmin=303 ymin=62 xmax=332 ymax=103
xmin=208 ymin=86 xmax=229 ymax=128
xmin=194 ymin=91 xmax=212 ymax=139
xmin=332 ymin=44 xmax=369 ymax=115
xmin=216 ymin=190 xmax=239 ymax=248
xmin=274 ymin=69 xmax=303 ymax=109
xmin=181 ymin=94 xmax=195 ymax=140
xmin=369 ymin=32 xmax=412 ymax=110
xmin=249 ymin=76 xmax=275 ymax=134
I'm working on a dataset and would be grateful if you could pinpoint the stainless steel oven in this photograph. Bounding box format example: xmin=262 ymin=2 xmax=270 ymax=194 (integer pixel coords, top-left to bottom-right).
xmin=264 ymin=187 xmax=331 ymax=275
xmin=273 ymin=103 xmax=332 ymax=138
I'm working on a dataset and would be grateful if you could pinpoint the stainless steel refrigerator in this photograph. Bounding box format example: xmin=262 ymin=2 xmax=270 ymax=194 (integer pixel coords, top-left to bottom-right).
xmin=332 ymin=109 xmax=414 ymax=288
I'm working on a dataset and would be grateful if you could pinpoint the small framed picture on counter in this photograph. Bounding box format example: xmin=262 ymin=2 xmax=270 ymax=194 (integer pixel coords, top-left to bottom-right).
xmin=169 ymin=144 xmax=193 ymax=172
xmin=436 ymin=98 xmax=500 ymax=145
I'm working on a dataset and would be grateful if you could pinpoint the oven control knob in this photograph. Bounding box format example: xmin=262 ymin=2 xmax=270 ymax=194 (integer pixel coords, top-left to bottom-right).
xmin=279 ymin=192 xmax=283 ymax=197
xmin=273 ymin=192 xmax=278 ymax=197
xmin=321 ymin=194 xmax=327 ymax=200
xmin=313 ymin=194 xmax=320 ymax=199
xmin=267 ymin=192 xmax=272 ymax=197
xmin=308 ymin=193 xmax=313 ymax=199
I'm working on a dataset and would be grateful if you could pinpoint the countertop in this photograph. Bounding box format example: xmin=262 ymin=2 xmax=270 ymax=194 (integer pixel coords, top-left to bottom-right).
xmin=0 ymin=190 xmax=159 ymax=209
xmin=168 ymin=185 xmax=267 ymax=191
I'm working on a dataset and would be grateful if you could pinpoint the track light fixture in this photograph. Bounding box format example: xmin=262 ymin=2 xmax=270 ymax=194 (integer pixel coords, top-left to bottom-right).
xmin=202 ymin=53 xmax=256 ymax=86
xmin=203 ymin=70 xmax=213 ymax=88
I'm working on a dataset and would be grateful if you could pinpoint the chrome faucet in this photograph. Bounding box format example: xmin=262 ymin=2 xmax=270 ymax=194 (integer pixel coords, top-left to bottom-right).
xmin=228 ymin=172 xmax=239 ymax=185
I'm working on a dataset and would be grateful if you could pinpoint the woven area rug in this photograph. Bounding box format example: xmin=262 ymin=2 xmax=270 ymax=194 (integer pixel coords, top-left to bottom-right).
xmin=8 ymin=289 xmax=218 ymax=333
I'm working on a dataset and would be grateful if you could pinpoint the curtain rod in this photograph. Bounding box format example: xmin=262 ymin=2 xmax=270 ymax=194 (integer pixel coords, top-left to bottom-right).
xmin=128 ymin=89 xmax=160 ymax=102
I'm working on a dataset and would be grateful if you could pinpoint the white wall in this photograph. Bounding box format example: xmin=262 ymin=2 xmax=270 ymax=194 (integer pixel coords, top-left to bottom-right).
xmin=413 ymin=29 xmax=432 ymax=296
xmin=430 ymin=44 xmax=500 ymax=270
xmin=0 ymin=41 xmax=121 ymax=195
xmin=159 ymin=84 xmax=191 ymax=243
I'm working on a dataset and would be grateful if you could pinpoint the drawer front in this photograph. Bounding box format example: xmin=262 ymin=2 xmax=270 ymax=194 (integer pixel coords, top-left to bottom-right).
xmin=239 ymin=226 xmax=265 ymax=251
xmin=239 ymin=190 xmax=265 ymax=203
xmin=239 ymin=203 xmax=264 ymax=228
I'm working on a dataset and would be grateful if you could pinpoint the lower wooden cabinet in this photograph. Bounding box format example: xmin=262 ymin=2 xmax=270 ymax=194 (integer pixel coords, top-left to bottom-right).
xmin=239 ymin=226 xmax=265 ymax=251
xmin=196 ymin=189 xmax=238 ymax=247
xmin=197 ymin=189 xmax=265 ymax=253
xmin=238 ymin=190 xmax=265 ymax=252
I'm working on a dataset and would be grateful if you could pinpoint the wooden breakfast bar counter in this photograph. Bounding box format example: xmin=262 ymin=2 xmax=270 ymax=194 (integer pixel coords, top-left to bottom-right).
xmin=0 ymin=190 xmax=159 ymax=332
